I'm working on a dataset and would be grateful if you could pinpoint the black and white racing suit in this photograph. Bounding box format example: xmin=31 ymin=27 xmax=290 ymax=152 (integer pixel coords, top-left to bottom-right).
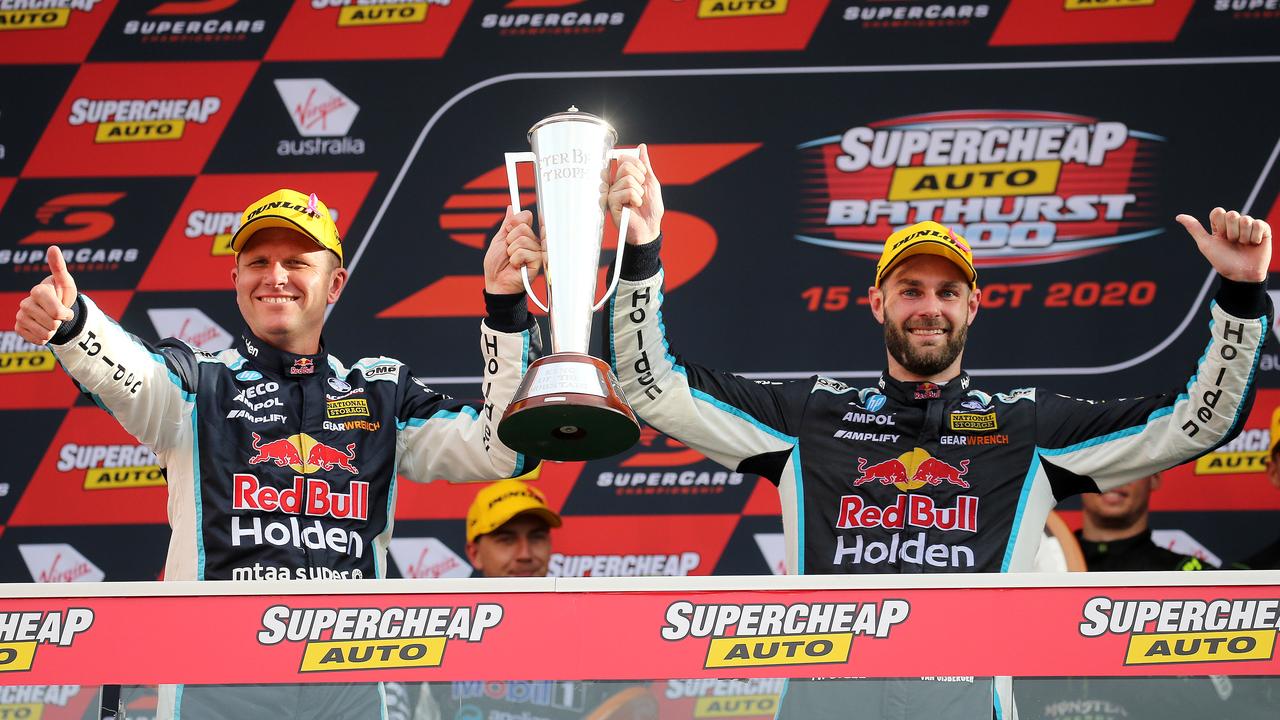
xmin=48 ymin=291 xmax=540 ymax=719
xmin=608 ymin=237 xmax=1269 ymax=719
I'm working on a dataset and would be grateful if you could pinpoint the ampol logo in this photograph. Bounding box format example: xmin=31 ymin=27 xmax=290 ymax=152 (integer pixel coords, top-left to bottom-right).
xmin=388 ymin=537 xmax=473 ymax=579
xmin=380 ymin=143 xmax=758 ymax=318
xmin=17 ymin=543 xmax=104 ymax=583
xmin=274 ymin=79 xmax=360 ymax=137
xmin=797 ymin=110 xmax=1164 ymax=267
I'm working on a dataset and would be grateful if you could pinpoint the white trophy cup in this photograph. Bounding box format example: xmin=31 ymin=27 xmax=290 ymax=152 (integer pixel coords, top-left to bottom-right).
xmin=497 ymin=107 xmax=641 ymax=461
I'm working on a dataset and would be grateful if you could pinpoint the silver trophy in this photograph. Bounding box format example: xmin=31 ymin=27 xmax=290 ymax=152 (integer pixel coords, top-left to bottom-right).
xmin=497 ymin=108 xmax=641 ymax=461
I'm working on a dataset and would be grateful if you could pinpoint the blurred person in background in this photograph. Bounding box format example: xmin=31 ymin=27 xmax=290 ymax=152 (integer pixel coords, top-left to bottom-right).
xmin=1231 ymin=437 xmax=1280 ymax=569
xmin=1076 ymin=472 xmax=1206 ymax=571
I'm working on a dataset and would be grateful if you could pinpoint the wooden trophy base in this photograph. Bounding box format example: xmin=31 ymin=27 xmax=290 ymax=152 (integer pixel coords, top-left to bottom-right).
xmin=498 ymin=353 xmax=640 ymax=462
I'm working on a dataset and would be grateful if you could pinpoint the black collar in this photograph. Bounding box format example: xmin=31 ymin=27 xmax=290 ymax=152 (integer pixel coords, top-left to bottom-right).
xmin=877 ymin=371 xmax=971 ymax=404
xmin=236 ymin=330 xmax=327 ymax=379
xmin=1075 ymin=529 xmax=1153 ymax=559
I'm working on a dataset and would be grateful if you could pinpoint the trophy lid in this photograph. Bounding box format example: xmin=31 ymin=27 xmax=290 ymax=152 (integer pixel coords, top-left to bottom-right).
xmin=528 ymin=106 xmax=617 ymax=143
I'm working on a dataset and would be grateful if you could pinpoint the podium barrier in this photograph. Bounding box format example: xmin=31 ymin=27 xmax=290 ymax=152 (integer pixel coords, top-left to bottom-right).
xmin=0 ymin=572 xmax=1278 ymax=684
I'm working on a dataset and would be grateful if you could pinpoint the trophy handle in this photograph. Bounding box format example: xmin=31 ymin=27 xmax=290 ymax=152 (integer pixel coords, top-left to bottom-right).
xmin=505 ymin=151 xmax=550 ymax=313
xmin=592 ymin=148 xmax=639 ymax=312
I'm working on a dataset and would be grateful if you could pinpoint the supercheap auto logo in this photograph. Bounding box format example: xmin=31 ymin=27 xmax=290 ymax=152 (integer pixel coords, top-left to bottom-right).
xmin=661 ymin=678 xmax=786 ymax=719
xmin=661 ymin=600 xmax=909 ymax=669
xmin=0 ymin=609 xmax=94 ymax=673
xmin=0 ymin=0 xmax=101 ymax=31
xmin=624 ymin=0 xmax=825 ymax=53
xmin=68 ymin=95 xmax=221 ymax=143
xmin=184 ymin=206 xmax=238 ymax=256
xmin=380 ymin=143 xmax=757 ymax=318
xmin=58 ymin=442 xmax=164 ymax=490
xmin=311 ymin=0 xmax=448 ymax=27
xmin=0 ymin=331 xmax=56 ymax=375
xmin=1193 ymin=426 xmax=1269 ymax=475
xmin=797 ymin=110 xmax=1163 ymax=267
xmin=1080 ymin=597 xmax=1280 ymax=666
xmin=257 ymin=604 xmax=502 ymax=671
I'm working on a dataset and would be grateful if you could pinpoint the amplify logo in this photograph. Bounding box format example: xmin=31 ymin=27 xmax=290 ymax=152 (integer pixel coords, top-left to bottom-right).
xmin=274 ymin=79 xmax=365 ymax=157
xmin=798 ymin=110 xmax=1162 ymax=268
xmin=661 ymin=600 xmax=909 ymax=669
xmin=382 ymin=143 xmax=757 ymax=318
xmin=0 ymin=608 xmax=94 ymax=672
xmin=57 ymin=442 xmax=164 ymax=490
xmin=0 ymin=331 xmax=56 ymax=375
xmin=257 ymin=603 xmax=502 ymax=671
xmin=479 ymin=0 xmax=627 ymax=36
xmin=1080 ymin=597 xmax=1280 ymax=666
xmin=0 ymin=0 xmax=101 ymax=31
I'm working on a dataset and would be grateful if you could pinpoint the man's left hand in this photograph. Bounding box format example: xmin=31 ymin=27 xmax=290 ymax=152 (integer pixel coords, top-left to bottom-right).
xmin=484 ymin=206 xmax=544 ymax=295
xmin=1177 ymin=207 xmax=1272 ymax=283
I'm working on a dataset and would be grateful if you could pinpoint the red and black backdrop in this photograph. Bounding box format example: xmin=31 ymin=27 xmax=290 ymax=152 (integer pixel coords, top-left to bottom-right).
xmin=0 ymin=0 xmax=1277 ymax=582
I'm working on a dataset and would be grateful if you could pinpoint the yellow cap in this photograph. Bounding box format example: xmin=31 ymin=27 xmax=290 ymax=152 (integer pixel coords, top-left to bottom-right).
xmin=230 ymin=189 xmax=343 ymax=264
xmin=874 ymin=220 xmax=976 ymax=288
xmin=466 ymin=479 xmax=562 ymax=543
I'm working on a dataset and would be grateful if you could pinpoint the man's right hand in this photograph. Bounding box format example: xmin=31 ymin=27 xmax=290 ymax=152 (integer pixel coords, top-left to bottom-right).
xmin=608 ymin=143 xmax=664 ymax=246
xmin=14 ymin=246 xmax=78 ymax=345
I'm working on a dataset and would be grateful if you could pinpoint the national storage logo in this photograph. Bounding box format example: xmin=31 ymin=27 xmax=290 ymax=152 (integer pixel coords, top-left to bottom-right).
xmin=257 ymin=604 xmax=502 ymax=671
xmin=0 ymin=609 xmax=94 ymax=673
xmin=1081 ymin=597 xmax=1280 ymax=666
xmin=0 ymin=0 xmax=100 ymax=31
xmin=662 ymin=600 xmax=909 ymax=669
xmin=796 ymin=110 xmax=1163 ymax=267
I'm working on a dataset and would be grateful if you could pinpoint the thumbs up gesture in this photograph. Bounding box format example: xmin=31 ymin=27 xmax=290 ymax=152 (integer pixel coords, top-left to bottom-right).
xmin=14 ymin=247 xmax=80 ymax=344
xmin=1177 ymin=208 xmax=1272 ymax=283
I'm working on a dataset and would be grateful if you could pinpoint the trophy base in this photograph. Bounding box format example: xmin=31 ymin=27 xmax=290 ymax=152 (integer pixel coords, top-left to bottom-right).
xmin=498 ymin=353 xmax=640 ymax=462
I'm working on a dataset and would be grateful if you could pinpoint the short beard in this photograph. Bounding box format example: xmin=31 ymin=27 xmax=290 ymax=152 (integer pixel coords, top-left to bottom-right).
xmin=884 ymin=318 xmax=968 ymax=377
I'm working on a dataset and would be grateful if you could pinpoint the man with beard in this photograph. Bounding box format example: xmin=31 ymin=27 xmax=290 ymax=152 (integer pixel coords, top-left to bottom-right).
xmin=604 ymin=147 xmax=1271 ymax=719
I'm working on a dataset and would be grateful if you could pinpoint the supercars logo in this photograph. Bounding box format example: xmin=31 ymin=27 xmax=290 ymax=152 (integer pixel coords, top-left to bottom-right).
xmin=257 ymin=603 xmax=502 ymax=671
xmin=57 ymin=442 xmax=164 ymax=490
xmin=67 ymin=96 xmax=221 ymax=143
xmin=798 ymin=110 xmax=1163 ymax=267
xmin=596 ymin=427 xmax=742 ymax=497
xmin=19 ymin=192 xmax=123 ymax=245
xmin=0 ymin=0 xmax=100 ymax=31
xmin=843 ymin=2 xmax=991 ymax=27
xmin=124 ymin=0 xmax=269 ymax=39
xmin=1081 ymin=597 xmax=1280 ymax=665
xmin=382 ymin=143 xmax=758 ymax=318
xmin=0 ymin=609 xmax=94 ymax=672
xmin=480 ymin=1 xmax=626 ymax=35
xmin=0 ymin=332 xmax=56 ymax=375
xmin=852 ymin=447 xmax=971 ymax=490
xmin=661 ymin=600 xmax=909 ymax=669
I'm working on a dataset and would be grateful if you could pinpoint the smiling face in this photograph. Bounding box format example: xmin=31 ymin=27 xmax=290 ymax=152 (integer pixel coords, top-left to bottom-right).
xmin=869 ymin=254 xmax=980 ymax=382
xmin=1082 ymin=474 xmax=1156 ymax=533
xmin=232 ymin=227 xmax=346 ymax=355
xmin=466 ymin=514 xmax=552 ymax=578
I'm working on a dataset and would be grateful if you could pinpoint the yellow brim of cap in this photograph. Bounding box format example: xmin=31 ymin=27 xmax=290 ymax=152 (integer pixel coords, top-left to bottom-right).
xmin=878 ymin=242 xmax=976 ymax=287
xmin=468 ymin=505 xmax=563 ymax=543
xmin=230 ymin=215 xmax=334 ymax=257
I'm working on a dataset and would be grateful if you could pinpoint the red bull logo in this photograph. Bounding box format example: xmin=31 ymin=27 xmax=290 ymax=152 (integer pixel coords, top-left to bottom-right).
xmin=233 ymin=473 xmax=369 ymax=521
xmin=249 ymin=433 xmax=359 ymax=475
xmin=853 ymin=448 xmax=971 ymax=490
xmin=836 ymin=494 xmax=978 ymax=532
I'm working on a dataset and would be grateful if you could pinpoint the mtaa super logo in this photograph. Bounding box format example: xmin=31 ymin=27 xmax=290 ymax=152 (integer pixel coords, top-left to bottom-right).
xmin=797 ymin=110 xmax=1164 ymax=268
